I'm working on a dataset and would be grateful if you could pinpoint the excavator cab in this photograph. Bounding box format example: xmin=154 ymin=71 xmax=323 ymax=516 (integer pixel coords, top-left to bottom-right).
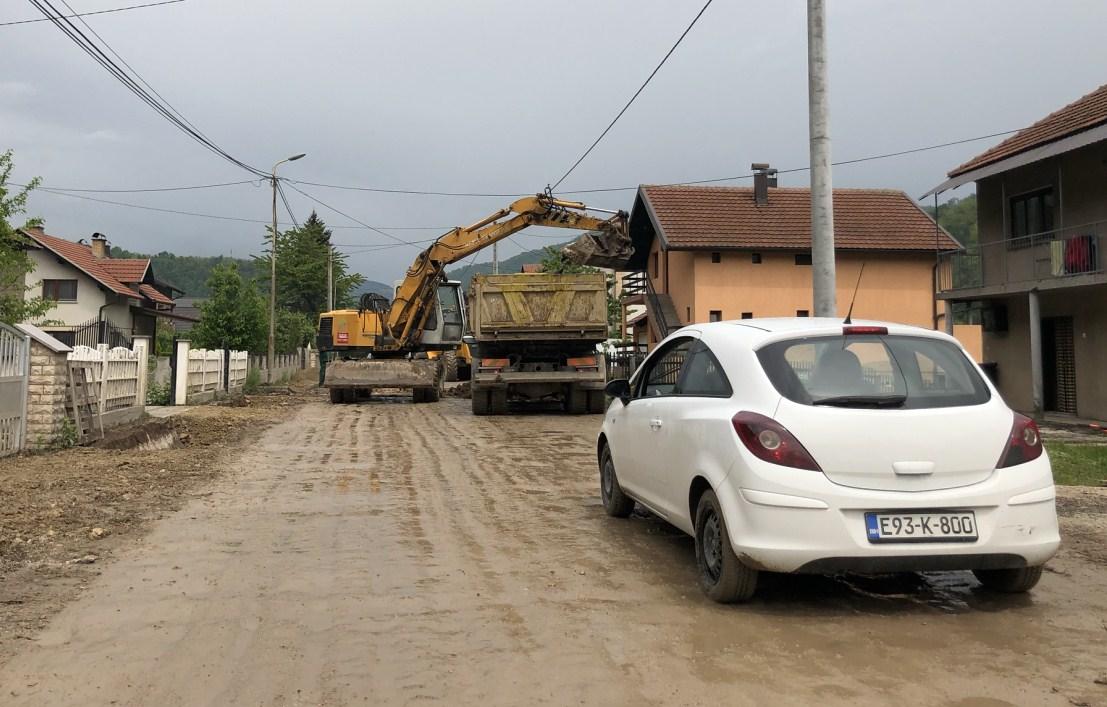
xmin=419 ymin=281 xmax=466 ymax=350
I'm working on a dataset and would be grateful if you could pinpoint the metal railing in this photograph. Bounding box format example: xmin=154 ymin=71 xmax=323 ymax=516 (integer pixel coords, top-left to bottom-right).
xmin=50 ymin=317 xmax=132 ymax=349
xmin=938 ymin=220 xmax=1105 ymax=292
xmin=620 ymin=271 xmax=678 ymax=338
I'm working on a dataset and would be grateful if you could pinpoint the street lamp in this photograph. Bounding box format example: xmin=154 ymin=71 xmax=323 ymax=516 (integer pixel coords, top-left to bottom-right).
xmin=269 ymin=152 xmax=306 ymax=379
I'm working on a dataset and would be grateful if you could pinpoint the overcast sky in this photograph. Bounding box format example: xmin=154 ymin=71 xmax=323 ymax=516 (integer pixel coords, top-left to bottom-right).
xmin=6 ymin=0 xmax=1107 ymax=284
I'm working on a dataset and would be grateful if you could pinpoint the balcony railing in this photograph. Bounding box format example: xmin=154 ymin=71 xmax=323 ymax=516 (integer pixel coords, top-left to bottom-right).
xmin=938 ymin=220 xmax=1105 ymax=292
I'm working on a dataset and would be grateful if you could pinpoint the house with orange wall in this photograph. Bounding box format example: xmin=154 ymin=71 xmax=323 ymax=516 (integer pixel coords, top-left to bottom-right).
xmin=619 ymin=175 xmax=982 ymax=359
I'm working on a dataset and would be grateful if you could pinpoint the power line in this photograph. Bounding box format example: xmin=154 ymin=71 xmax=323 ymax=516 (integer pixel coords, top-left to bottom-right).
xmin=275 ymin=180 xmax=299 ymax=229
xmin=28 ymin=0 xmax=267 ymax=177
xmin=283 ymin=183 xmax=426 ymax=250
xmin=1 ymin=0 xmax=182 ymax=26
xmin=20 ymin=182 xmax=455 ymax=231
xmin=289 ymin=179 xmax=524 ymax=198
xmin=549 ymin=0 xmax=715 ymax=191
xmin=35 ymin=179 xmax=259 ymax=193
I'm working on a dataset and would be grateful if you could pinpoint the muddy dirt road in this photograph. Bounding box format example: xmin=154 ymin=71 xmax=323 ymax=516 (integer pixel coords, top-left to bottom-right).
xmin=1 ymin=398 xmax=1105 ymax=706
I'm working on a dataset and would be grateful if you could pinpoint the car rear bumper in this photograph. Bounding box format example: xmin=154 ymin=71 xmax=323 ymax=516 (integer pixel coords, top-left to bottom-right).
xmin=717 ymin=459 xmax=1061 ymax=574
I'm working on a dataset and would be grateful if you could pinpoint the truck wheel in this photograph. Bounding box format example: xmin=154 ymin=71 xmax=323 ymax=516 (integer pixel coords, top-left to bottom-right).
xmin=442 ymin=351 xmax=459 ymax=382
xmin=412 ymin=388 xmax=426 ymax=403
xmin=587 ymin=390 xmax=606 ymax=414
xmin=344 ymin=389 xmax=358 ymax=404
xmin=425 ymin=385 xmax=441 ymax=403
xmin=472 ymin=389 xmax=490 ymax=415
xmin=329 ymin=388 xmax=344 ymax=404
xmin=490 ymin=388 xmax=508 ymax=415
xmin=565 ymin=386 xmax=587 ymax=414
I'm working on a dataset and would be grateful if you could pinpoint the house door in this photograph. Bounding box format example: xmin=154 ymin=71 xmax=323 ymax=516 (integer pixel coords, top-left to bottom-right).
xmin=1042 ymin=316 xmax=1077 ymax=414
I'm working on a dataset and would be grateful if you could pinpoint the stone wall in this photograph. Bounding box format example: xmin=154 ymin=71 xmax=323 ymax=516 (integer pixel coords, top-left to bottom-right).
xmin=24 ymin=340 xmax=70 ymax=450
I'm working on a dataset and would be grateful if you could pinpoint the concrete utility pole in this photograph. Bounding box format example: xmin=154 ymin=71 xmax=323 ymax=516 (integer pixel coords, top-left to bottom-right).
xmin=269 ymin=153 xmax=306 ymax=376
xmin=492 ymin=242 xmax=499 ymax=275
xmin=807 ymin=0 xmax=836 ymax=317
xmin=326 ymin=244 xmax=334 ymax=311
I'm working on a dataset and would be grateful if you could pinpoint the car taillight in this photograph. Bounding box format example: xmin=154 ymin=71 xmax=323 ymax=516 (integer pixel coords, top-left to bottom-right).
xmin=997 ymin=413 xmax=1043 ymax=468
xmin=731 ymin=411 xmax=821 ymax=471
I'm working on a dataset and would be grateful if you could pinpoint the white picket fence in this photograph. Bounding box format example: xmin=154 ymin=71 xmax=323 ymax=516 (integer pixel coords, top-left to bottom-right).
xmin=68 ymin=344 xmax=142 ymax=411
xmin=186 ymin=348 xmax=249 ymax=397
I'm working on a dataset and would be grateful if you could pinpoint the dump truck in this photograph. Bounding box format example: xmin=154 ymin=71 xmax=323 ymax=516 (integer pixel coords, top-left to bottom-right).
xmin=468 ymin=272 xmax=608 ymax=415
xmin=316 ymin=194 xmax=630 ymax=403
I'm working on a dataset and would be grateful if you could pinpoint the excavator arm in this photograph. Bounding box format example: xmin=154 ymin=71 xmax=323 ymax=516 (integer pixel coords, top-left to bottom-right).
xmin=386 ymin=194 xmax=629 ymax=348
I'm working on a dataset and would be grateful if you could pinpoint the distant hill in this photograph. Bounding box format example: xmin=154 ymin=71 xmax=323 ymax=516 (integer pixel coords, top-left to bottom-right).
xmin=447 ymin=242 xmax=565 ymax=290
xmin=355 ymin=279 xmax=394 ymax=298
xmin=110 ymin=246 xmax=377 ymax=301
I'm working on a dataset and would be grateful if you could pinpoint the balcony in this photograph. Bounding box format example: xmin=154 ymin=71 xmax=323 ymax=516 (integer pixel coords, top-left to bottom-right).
xmin=938 ymin=221 xmax=1105 ymax=294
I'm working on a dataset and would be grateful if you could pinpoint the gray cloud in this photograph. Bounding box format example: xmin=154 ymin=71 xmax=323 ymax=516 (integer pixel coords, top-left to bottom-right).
xmin=7 ymin=0 xmax=1107 ymax=284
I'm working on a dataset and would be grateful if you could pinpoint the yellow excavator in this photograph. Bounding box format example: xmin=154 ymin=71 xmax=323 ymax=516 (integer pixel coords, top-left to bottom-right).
xmin=316 ymin=194 xmax=631 ymax=404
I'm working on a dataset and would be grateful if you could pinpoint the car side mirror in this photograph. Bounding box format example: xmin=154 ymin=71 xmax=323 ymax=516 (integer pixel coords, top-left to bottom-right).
xmin=462 ymin=335 xmax=476 ymax=345
xmin=605 ymin=378 xmax=632 ymax=404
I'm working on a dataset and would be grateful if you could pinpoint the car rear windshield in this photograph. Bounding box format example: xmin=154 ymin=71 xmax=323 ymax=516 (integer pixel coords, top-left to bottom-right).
xmin=756 ymin=334 xmax=990 ymax=409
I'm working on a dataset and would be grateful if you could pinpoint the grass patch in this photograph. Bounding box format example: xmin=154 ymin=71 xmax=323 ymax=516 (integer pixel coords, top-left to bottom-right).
xmin=1045 ymin=442 xmax=1107 ymax=486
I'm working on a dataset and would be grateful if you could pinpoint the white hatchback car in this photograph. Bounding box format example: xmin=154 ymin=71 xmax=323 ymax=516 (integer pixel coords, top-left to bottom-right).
xmin=598 ymin=318 xmax=1060 ymax=603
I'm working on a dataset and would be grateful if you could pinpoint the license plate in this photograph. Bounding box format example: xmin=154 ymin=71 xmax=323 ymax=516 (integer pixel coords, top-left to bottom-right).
xmin=865 ymin=511 xmax=978 ymax=543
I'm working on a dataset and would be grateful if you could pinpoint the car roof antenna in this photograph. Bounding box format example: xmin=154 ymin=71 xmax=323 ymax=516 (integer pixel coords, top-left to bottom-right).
xmin=843 ymin=261 xmax=867 ymax=325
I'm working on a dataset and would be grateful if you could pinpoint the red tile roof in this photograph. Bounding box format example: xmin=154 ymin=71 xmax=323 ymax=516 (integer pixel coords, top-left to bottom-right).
xmin=100 ymin=259 xmax=148 ymax=283
xmin=950 ymin=83 xmax=1107 ymax=177
xmin=21 ymin=229 xmax=175 ymax=307
xmin=639 ymin=186 xmax=958 ymax=251
xmin=138 ymin=283 xmax=174 ymax=306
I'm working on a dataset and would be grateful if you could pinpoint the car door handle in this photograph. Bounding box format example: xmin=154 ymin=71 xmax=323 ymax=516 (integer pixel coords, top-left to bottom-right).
xmin=649 ymin=418 xmax=663 ymax=429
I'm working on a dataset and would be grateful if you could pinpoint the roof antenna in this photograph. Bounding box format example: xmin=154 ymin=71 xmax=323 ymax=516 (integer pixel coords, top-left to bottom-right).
xmin=843 ymin=261 xmax=866 ymax=325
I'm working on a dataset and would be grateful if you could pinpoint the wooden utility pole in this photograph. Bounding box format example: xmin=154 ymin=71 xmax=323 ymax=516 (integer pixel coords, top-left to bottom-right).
xmin=808 ymin=0 xmax=836 ymax=317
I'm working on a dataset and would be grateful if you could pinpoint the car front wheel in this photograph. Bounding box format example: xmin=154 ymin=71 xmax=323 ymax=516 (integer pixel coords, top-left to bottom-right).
xmin=695 ymin=489 xmax=757 ymax=603
xmin=599 ymin=446 xmax=635 ymax=518
xmin=972 ymin=565 xmax=1044 ymax=593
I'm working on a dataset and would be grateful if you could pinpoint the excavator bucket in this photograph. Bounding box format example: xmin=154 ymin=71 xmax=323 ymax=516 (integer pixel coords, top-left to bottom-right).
xmin=324 ymin=358 xmax=440 ymax=390
xmin=561 ymin=229 xmax=634 ymax=270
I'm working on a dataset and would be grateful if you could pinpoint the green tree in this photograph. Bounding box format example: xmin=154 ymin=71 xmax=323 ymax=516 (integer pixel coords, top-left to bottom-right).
xmin=539 ymin=245 xmax=591 ymax=274
xmin=254 ymin=212 xmax=365 ymax=315
xmin=190 ymin=263 xmax=267 ymax=352
xmin=275 ymin=309 xmax=315 ymax=354
xmin=923 ymin=194 xmax=977 ymax=248
xmin=0 ymin=150 xmax=53 ymax=325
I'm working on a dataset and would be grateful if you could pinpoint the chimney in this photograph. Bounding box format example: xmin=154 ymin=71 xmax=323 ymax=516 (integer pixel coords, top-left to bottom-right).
xmin=90 ymin=232 xmax=109 ymax=259
xmin=751 ymin=163 xmax=778 ymax=206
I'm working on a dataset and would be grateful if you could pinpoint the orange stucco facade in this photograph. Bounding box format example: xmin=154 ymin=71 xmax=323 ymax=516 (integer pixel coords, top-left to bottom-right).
xmin=644 ymin=240 xmax=984 ymax=360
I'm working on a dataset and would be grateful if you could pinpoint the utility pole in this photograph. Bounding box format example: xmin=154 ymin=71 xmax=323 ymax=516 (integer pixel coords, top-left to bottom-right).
xmin=807 ymin=0 xmax=836 ymax=317
xmin=492 ymin=242 xmax=499 ymax=275
xmin=326 ymin=243 xmax=334 ymax=311
xmin=268 ymin=153 xmax=306 ymax=377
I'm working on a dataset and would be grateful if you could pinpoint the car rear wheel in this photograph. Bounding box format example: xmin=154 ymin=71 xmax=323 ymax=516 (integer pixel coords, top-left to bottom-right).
xmin=972 ymin=565 xmax=1044 ymax=593
xmin=599 ymin=446 xmax=634 ymax=518
xmin=695 ymin=490 xmax=757 ymax=603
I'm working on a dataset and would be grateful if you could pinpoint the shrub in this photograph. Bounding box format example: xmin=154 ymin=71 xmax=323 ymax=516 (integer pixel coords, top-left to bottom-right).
xmin=243 ymin=367 xmax=261 ymax=394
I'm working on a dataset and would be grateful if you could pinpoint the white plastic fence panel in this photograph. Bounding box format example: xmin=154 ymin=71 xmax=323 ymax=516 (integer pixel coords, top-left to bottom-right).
xmin=0 ymin=323 xmax=30 ymax=456
xmin=102 ymin=347 xmax=140 ymax=411
xmin=228 ymin=350 xmax=248 ymax=388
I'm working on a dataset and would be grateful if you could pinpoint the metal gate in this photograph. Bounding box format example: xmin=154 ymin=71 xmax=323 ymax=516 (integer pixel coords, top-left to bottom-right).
xmin=0 ymin=323 xmax=31 ymax=456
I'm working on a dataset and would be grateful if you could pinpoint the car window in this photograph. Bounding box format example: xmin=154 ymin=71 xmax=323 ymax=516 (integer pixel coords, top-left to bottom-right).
xmin=757 ymin=334 xmax=990 ymax=409
xmin=677 ymin=340 xmax=732 ymax=397
xmin=637 ymin=338 xmax=693 ymax=398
